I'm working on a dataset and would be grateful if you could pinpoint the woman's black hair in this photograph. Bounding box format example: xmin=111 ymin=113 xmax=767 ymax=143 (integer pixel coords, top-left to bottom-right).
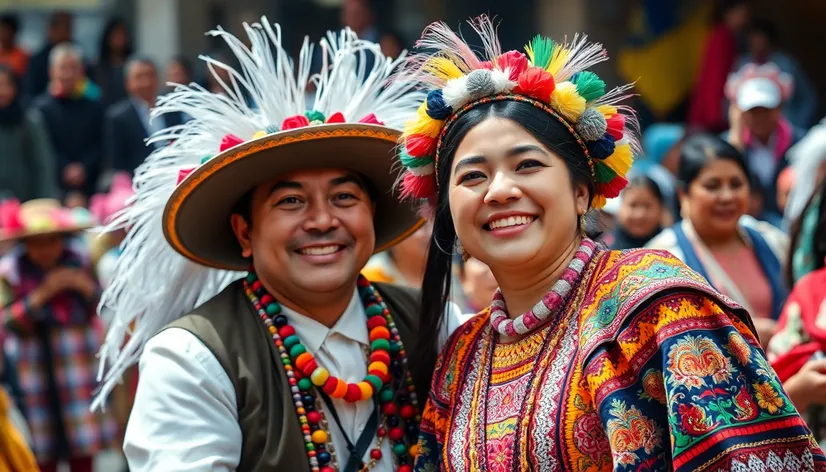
xmin=786 ymin=181 xmax=826 ymax=285
xmin=413 ymin=99 xmax=595 ymax=391
xmin=676 ymin=133 xmax=750 ymax=189
xmin=98 ymin=18 xmax=133 ymax=65
xmin=625 ymin=174 xmax=664 ymax=204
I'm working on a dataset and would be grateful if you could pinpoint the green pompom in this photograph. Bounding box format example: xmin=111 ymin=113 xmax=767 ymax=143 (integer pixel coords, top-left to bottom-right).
xmin=304 ymin=110 xmax=326 ymax=122
xmin=572 ymin=72 xmax=606 ymax=102
xmin=365 ymin=304 xmax=384 ymax=317
xmin=594 ymin=161 xmax=616 ymax=184
xmin=365 ymin=375 xmax=384 ymax=392
xmin=399 ymin=150 xmax=434 ymax=169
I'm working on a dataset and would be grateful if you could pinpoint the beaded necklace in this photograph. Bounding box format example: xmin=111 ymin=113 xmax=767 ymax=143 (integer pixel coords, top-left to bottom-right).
xmin=489 ymin=239 xmax=596 ymax=337
xmin=243 ymin=273 xmax=420 ymax=472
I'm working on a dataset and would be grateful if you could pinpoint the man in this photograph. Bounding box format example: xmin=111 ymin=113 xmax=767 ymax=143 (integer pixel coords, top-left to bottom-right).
xmin=33 ymin=43 xmax=104 ymax=198
xmin=725 ymin=63 xmax=805 ymax=218
xmin=24 ymin=11 xmax=73 ymax=101
xmin=0 ymin=13 xmax=29 ymax=77
xmin=93 ymin=18 xmax=462 ymax=471
xmin=105 ymin=57 xmax=183 ymax=176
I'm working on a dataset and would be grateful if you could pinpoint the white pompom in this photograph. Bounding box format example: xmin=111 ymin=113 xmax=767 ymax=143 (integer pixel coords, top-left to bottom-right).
xmin=443 ymin=75 xmax=471 ymax=109
xmin=490 ymin=69 xmax=516 ymax=94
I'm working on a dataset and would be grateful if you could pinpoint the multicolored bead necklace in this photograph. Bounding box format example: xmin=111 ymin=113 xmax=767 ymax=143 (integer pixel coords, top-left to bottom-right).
xmin=490 ymin=238 xmax=596 ymax=336
xmin=243 ymin=273 xmax=420 ymax=472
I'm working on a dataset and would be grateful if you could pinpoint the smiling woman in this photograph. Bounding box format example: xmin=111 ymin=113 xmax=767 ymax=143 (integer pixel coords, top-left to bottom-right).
xmin=394 ymin=15 xmax=826 ymax=472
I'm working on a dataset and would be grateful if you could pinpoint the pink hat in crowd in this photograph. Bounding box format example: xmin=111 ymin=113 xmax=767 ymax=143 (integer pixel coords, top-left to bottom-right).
xmin=0 ymin=198 xmax=97 ymax=242
xmin=89 ymin=172 xmax=134 ymax=225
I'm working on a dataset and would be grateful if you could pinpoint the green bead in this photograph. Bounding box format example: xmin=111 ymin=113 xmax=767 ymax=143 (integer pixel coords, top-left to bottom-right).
xmin=266 ymin=303 xmax=281 ymax=316
xmin=393 ymin=443 xmax=407 ymax=456
xmin=371 ymin=339 xmax=390 ymax=352
xmin=289 ymin=344 xmax=307 ymax=358
xmin=304 ymin=110 xmax=326 ymax=122
xmin=365 ymin=304 xmax=383 ymax=317
xmin=365 ymin=374 xmax=383 ymax=392
xmin=282 ymin=358 xmax=291 ymax=365
xmin=283 ymin=335 xmax=300 ymax=349
xmin=246 ymin=273 xmax=257 ymax=283
xmin=380 ymin=387 xmax=394 ymax=403
xmin=389 ymin=341 xmax=401 ymax=355
xmin=305 ymin=443 xmax=315 ymax=452
xmin=298 ymin=377 xmax=312 ymax=392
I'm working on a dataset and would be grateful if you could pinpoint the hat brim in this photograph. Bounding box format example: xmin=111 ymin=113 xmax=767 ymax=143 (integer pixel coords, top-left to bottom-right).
xmin=163 ymin=123 xmax=424 ymax=271
xmin=0 ymin=224 xmax=93 ymax=243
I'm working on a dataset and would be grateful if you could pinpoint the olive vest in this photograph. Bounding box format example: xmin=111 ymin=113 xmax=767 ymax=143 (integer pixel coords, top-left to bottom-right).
xmin=165 ymin=280 xmax=426 ymax=471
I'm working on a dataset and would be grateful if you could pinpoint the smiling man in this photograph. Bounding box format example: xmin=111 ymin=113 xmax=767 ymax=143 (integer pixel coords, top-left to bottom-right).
xmin=92 ymin=19 xmax=465 ymax=472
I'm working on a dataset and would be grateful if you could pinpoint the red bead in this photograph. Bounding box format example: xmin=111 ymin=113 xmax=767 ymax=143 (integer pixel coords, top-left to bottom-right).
xmin=370 ymin=449 xmax=383 ymax=460
xmin=400 ymin=405 xmax=415 ymax=419
xmin=377 ymin=427 xmax=386 ymax=437
xmin=357 ymin=277 xmax=370 ymax=287
xmin=389 ymin=427 xmax=404 ymax=441
xmin=289 ymin=378 xmax=297 ymax=386
xmin=302 ymin=360 xmax=318 ymax=377
xmin=382 ymin=403 xmax=397 ymax=416
xmin=306 ymin=411 xmax=321 ymax=424
xmin=279 ymin=325 xmax=295 ymax=338
xmin=344 ymin=383 xmax=362 ymax=403
xmin=260 ymin=294 xmax=274 ymax=305
xmin=323 ymin=377 xmax=338 ymax=394
xmin=367 ymin=316 xmax=387 ymax=330
xmin=252 ymin=281 xmax=263 ymax=292
xmin=398 ymin=466 xmax=413 ymax=472
xmin=369 ymin=350 xmax=391 ymax=365
xmin=321 ymin=467 xmax=336 ymax=472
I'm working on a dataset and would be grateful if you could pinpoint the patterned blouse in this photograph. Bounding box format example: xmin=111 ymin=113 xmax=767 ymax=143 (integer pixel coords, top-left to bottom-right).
xmin=415 ymin=249 xmax=826 ymax=471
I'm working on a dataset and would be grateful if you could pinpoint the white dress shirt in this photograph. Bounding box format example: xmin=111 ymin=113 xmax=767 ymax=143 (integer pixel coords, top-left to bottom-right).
xmin=123 ymin=288 xmax=469 ymax=472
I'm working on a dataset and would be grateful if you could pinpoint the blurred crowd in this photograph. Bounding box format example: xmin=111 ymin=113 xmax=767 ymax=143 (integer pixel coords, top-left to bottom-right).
xmin=1 ymin=0 xmax=826 ymax=469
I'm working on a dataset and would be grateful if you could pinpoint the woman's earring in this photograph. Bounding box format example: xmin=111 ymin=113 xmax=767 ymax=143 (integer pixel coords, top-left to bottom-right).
xmin=579 ymin=213 xmax=587 ymax=237
xmin=456 ymin=240 xmax=470 ymax=262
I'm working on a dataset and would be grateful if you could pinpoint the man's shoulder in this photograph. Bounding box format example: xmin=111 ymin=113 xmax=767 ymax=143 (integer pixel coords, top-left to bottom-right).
xmin=106 ymin=98 xmax=135 ymax=119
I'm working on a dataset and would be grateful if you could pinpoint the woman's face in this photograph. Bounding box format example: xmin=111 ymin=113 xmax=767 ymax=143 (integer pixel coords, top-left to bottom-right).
xmin=109 ymin=24 xmax=129 ymax=52
xmin=0 ymin=72 xmax=17 ymax=108
xmin=24 ymin=234 xmax=65 ymax=270
xmin=447 ymin=117 xmax=589 ymax=272
xmin=460 ymin=258 xmax=498 ymax=311
xmin=683 ymin=158 xmax=749 ymax=239
xmin=617 ymin=186 xmax=663 ymax=238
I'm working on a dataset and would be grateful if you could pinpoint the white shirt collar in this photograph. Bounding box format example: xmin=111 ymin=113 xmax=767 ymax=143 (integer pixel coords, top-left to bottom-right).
xmin=280 ymin=288 xmax=369 ymax=355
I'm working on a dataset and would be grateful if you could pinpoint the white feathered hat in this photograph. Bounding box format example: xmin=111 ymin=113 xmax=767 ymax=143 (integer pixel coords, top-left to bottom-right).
xmin=92 ymin=17 xmax=424 ymax=407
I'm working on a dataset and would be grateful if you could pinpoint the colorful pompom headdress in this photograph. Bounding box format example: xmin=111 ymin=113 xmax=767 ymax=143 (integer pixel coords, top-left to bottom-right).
xmin=396 ymin=16 xmax=640 ymax=209
xmin=91 ymin=17 xmax=424 ymax=406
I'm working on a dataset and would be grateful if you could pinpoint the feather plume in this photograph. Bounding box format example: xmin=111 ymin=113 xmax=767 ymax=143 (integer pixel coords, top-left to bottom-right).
xmin=468 ymin=15 xmax=502 ymax=60
xmin=414 ymin=21 xmax=483 ymax=73
xmin=525 ymin=35 xmax=555 ymax=70
xmin=554 ymin=34 xmax=608 ymax=82
xmin=93 ymin=16 xmax=422 ymax=408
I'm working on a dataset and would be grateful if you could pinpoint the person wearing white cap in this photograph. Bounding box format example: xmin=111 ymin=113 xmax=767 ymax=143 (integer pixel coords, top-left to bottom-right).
xmin=725 ymin=63 xmax=806 ymax=219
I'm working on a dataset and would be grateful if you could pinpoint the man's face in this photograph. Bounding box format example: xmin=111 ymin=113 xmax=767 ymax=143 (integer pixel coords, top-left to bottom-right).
xmin=341 ymin=0 xmax=373 ymax=33
xmin=0 ymin=24 xmax=14 ymax=48
xmin=231 ymin=169 xmax=377 ymax=298
xmin=50 ymin=54 xmax=82 ymax=93
xmin=742 ymin=106 xmax=781 ymax=141
xmin=126 ymin=61 xmax=158 ymax=103
xmin=50 ymin=15 xmax=72 ymax=44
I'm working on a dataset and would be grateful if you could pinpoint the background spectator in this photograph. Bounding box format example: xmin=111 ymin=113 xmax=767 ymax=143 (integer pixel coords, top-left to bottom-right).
xmin=0 ymin=14 xmax=29 ymax=78
xmin=24 ymin=11 xmax=73 ymax=102
xmin=0 ymin=66 xmax=58 ymax=202
xmin=611 ymin=175 xmax=666 ymax=250
xmin=164 ymin=55 xmax=193 ymax=92
xmin=93 ymin=18 xmax=132 ymax=108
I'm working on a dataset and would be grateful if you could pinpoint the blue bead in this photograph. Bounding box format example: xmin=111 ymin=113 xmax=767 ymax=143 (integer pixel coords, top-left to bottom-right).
xmin=317 ymin=452 xmax=331 ymax=465
xmin=273 ymin=315 xmax=288 ymax=327
xmin=425 ymin=90 xmax=452 ymax=120
xmin=587 ymin=134 xmax=616 ymax=159
xmin=302 ymin=394 xmax=315 ymax=406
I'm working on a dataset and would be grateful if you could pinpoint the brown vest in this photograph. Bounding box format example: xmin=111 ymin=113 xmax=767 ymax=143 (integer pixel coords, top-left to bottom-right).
xmin=165 ymin=280 xmax=426 ymax=471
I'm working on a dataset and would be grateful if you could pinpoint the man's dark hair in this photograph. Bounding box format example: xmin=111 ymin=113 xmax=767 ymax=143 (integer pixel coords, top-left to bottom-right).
xmin=749 ymin=18 xmax=779 ymax=46
xmin=125 ymin=55 xmax=158 ymax=75
xmin=0 ymin=14 xmax=20 ymax=34
xmin=49 ymin=10 xmax=72 ymax=28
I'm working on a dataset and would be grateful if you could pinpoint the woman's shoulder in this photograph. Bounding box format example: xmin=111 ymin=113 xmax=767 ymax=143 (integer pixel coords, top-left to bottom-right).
xmin=740 ymin=215 xmax=789 ymax=257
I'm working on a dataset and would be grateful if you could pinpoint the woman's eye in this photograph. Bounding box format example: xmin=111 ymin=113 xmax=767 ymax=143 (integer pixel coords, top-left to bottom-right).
xmin=458 ymin=171 xmax=486 ymax=183
xmin=516 ymin=159 xmax=544 ymax=170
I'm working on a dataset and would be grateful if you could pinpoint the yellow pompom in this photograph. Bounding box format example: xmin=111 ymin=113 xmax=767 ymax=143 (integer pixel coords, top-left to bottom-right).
xmin=423 ymin=57 xmax=464 ymax=81
xmin=403 ymin=103 xmax=443 ymax=139
xmin=591 ymin=193 xmax=607 ymax=209
xmin=603 ymin=143 xmax=633 ymax=176
xmin=550 ymin=82 xmax=586 ymax=122
xmin=547 ymin=47 xmax=570 ymax=77
xmin=252 ymin=130 xmax=267 ymax=139
xmin=596 ymin=104 xmax=617 ymax=118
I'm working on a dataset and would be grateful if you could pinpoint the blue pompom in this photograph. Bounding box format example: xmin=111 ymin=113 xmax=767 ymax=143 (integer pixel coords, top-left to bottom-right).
xmin=426 ymin=90 xmax=452 ymax=120
xmin=265 ymin=124 xmax=280 ymax=134
xmin=587 ymin=134 xmax=616 ymax=159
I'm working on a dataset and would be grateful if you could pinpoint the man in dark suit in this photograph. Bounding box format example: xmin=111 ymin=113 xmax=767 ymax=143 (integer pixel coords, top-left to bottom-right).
xmin=105 ymin=57 xmax=183 ymax=176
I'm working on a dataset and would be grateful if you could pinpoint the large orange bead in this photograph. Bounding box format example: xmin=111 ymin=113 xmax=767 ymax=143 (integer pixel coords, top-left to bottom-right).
xmin=369 ymin=326 xmax=390 ymax=342
xmin=295 ymin=352 xmax=314 ymax=370
xmin=332 ymin=379 xmax=348 ymax=398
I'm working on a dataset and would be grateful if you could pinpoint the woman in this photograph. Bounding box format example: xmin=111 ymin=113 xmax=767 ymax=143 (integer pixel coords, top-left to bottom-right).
xmin=455 ymin=257 xmax=498 ymax=314
xmin=93 ymin=18 xmax=132 ymax=107
xmin=392 ymin=17 xmax=824 ymax=470
xmin=0 ymin=66 xmax=59 ymax=202
xmin=362 ymin=219 xmax=432 ymax=287
xmin=647 ymin=134 xmax=788 ymax=345
xmin=610 ymin=174 xmax=665 ymax=249
xmin=0 ymin=199 xmax=116 ymax=472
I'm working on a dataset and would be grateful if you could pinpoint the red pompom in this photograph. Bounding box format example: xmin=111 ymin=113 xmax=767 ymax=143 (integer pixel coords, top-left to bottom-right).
xmin=358 ymin=113 xmax=384 ymax=125
xmin=326 ymin=112 xmax=346 ymax=123
xmin=281 ymin=114 xmax=311 ymax=130
xmin=399 ymin=173 xmax=437 ymax=201
xmin=513 ymin=66 xmax=556 ymax=101
xmin=405 ymin=134 xmax=436 ymax=158
xmin=606 ymin=114 xmax=625 ymax=141
xmin=176 ymin=167 xmax=195 ymax=185
xmin=367 ymin=316 xmax=387 ymax=330
xmin=219 ymin=133 xmax=244 ymax=152
xmin=369 ymin=350 xmax=391 ymax=365
xmin=497 ymin=50 xmax=529 ymax=81
xmin=597 ymin=175 xmax=628 ymax=199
